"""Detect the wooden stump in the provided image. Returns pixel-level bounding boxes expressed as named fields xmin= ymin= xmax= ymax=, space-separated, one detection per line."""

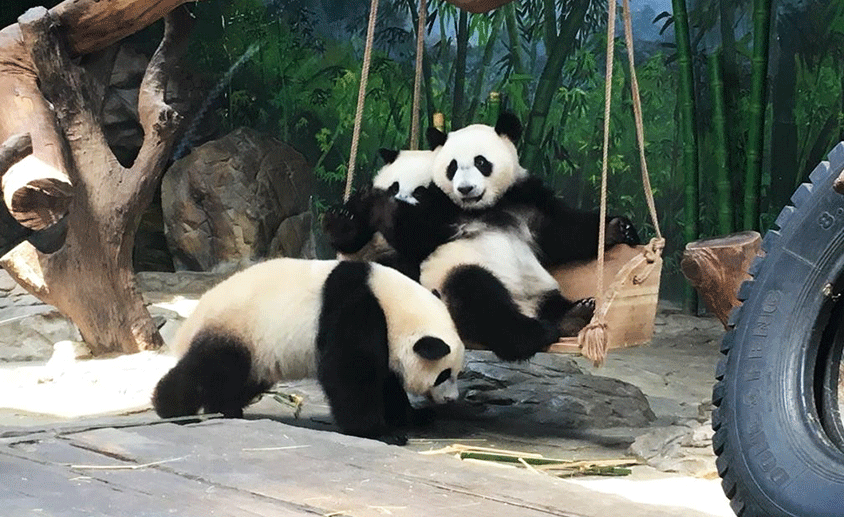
xmin=681 ymin=231 xmax=762 ymax=328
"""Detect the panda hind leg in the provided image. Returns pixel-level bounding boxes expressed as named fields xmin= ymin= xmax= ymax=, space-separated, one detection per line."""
xmin=537 ymin=292 xmax=595 ymax=337
xmin=442 ymin=265 xmax=559 ymax=361
xmin=177 ymin=333 xmax=264 ymax=419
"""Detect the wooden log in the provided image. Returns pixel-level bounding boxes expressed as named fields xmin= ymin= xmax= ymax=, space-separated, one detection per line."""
xmin=0 ymin=133 xmax=32 ymax=175
xmin=442 ymin=0 xmax=515 ymax=13
xmin=2 ymin=155 xmax=73 ymax=231
xmin=50 ymin=0 xmax=196 ymax=57
xmin=0 ymin=132 xmax=71 ymax=234
xmin=681 ymin=231 xmax=762 ymax=327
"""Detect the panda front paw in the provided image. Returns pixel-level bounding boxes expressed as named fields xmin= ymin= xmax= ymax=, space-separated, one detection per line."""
xmin=323 ymin=206 xmax=363 ymax=249
xmin=605 ymin=216 xmax=641 ymax=247
xmin=557 ymin=297 xmax=595 ymax=337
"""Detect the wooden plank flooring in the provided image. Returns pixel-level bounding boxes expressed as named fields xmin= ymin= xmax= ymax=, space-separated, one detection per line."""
xmin=1 ymin=418 xmax=717 ymax=517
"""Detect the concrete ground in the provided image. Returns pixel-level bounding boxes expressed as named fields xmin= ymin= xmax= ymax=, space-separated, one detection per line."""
xmin=0 ymin=301 xmax=735 ymax=517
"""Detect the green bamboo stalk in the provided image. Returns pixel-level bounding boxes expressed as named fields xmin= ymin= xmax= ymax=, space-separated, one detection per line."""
xmin=542 ymin=0 xmax=557 ymax=51
xmin=452 ymin=9 xmax=469 ymax=128
xmin=521 ymin=0 xmax=589 ymax=173
xmin=504 ymin=2 xmax=525 ymax=75
xmin=744 ymin=0 xmax=773 ymax=230
xmin=671 ymin=0 xmax=698 ymax=313
xmin=708 ymin=49 xmax=732 ymax=235
xmin=467 ymin=9 xmax=504 ymax=122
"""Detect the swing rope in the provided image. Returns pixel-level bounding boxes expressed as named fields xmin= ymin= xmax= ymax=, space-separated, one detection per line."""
xmin=578 ymin=0 xmax=664 ymax=366
xmin=344 ymin=0 xmax=381 ymax=202
xmin=410 ymin=0 xmax=427 ymax=150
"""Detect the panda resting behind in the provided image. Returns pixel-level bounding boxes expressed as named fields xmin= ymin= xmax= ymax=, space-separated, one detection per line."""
xmin=322 ymin=140 xmax=443 ymax=280
xmin=152 ymin=258 xmax=464 ymax=445
xmin=372 ymin=113 xmax=640 ymax=361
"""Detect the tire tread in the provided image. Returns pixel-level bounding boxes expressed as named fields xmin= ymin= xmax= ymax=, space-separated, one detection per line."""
xmin=712 ymin=141 xmax=844 ymax=517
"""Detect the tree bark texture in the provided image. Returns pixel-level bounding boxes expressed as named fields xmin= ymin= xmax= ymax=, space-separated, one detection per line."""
xmin=680 ymin=231 xmax=762 ymax=328
xmin=0 ymin=1 xmax=194 ymax=354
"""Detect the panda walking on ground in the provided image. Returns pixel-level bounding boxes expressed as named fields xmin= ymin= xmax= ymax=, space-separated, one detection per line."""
xmin=152 ymin=258 xmax=465 ymax=445
xmin=370 ymin=113 xmax=640 ymax=361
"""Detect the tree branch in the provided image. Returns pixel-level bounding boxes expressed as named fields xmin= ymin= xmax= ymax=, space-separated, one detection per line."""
xmin=137 ymin=7 xmax=192 ymax=142
xmin=18 ymin=7 xmax=113 ymax=168
xmin=123 ymin=7 xmax=193 ymax=227
xmin=50 ymin=0 xmax=195 ymax=57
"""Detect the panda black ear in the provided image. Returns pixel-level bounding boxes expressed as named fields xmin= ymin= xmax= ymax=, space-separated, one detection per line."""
xmin=426 ymin=127 xmax=447 ymax=150
xmin=413 ymin=337 xmax=451 ymax=360
xmin=379 ymin=148 xmax=400 ymax=164
xmin=494 ymin=112 xmax=522 ymax=143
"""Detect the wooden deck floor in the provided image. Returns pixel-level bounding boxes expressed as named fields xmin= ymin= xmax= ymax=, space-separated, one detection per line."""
xmin=1 ymin=417 xmax=720 ymax=517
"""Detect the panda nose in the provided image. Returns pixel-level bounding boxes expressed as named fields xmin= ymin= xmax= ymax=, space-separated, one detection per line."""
xmin=457 ymin=185 xmax=474 ymax=195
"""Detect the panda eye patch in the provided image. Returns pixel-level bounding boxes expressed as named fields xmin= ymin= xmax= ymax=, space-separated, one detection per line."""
xmin=434 ymin=368 xmax=452 ymax=386
xmin=446 ymin=159 xmax=457 ymax=180
xmin=474 ymin=155 xmax=492 ymax=176
xmin=387 ymin=181 xmax=399 ymax=195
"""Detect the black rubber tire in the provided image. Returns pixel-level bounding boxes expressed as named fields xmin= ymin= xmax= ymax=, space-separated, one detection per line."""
xmin=712 ymin=141 xmax=844 ymax=517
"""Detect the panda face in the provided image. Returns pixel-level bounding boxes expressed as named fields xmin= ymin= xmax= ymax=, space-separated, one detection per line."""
xmin=373 ymin=149 xmax=437 ymax=206
xmin=411 ymin=337 xmax=460 ymax=403
xmin=431 ymin=119 xmax=526 ymax=210
xmin=367 ymin=264 xmax=464 ymax=403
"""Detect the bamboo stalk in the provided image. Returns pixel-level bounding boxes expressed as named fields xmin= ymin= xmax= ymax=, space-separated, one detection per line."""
xmin=744 ymin=0 xmax=773 ymax=230
xmin=671 ymin=0 xmax=699 ymax=313
xmin=708 ymin=49 xmax=732 ymax=235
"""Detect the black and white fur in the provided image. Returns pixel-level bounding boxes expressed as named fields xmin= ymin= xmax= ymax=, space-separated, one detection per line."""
xmin=152 ymin=258 xmax=464 ymax=445
xmin=373 ymin=113 xmax=640 ymax=361
xmin=322 ymin=135 xmax=446 ymax=280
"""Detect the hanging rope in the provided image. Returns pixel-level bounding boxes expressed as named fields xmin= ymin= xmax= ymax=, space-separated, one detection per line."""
xmin=621 ymin=0 xmax=662 ymax=240
xmin=410 ymin=0 xmax=427 ymax=150
xmin=578 ymin=0 xmax=617 ymax=366
xmin=578 ymin=0 xmax=664 ymax=366
xmin=344 ymin=0 xmax=381 ymax=202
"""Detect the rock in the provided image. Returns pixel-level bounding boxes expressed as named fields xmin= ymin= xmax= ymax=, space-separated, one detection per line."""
xmin=269 ymin=211 xmax=318 ymax=259
xmin=162 ymin=127 xmax=314 ymax=271
xmin=459 ymin=351 xmax=656 ymax=429
xmin=629 ymin=420 xmax=718 ymax=477
xmin=0 ymin=311 xmax=82 ymax=362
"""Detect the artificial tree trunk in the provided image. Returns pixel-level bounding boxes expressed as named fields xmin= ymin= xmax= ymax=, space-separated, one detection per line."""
xmin=0 ymin=0 xmax=194 ymax=355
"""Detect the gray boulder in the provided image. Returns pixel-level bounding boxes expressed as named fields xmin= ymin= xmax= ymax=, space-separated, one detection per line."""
xmin=162 ymin=127 xmax=314 ymax=270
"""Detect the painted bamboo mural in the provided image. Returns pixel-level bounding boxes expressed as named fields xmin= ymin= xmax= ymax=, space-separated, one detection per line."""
xmin=744 ymin=0 xmax=773 ymax=230
xmin=504 ymin=2 xmax=525 ymax=75
xmin=708 ymin=49 xmax=732 ymax=235
xmin=671 ymin=0 xmax=698 ymax=312
xmin=452 ymin=9 xmax=470 ymax=128
xmin=521 ymin=0 xmax=590 ymax=174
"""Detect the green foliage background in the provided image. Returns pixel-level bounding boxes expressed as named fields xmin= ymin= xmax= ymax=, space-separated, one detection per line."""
xmin=175 ymin=0 xmax=843 ymax=301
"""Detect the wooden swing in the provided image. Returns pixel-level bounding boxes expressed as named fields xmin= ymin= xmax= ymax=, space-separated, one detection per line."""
xmin=343 ymin=0 xmax=664 ymax=366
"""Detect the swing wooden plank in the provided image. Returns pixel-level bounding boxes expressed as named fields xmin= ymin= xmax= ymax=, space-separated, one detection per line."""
xmin=550 ymin=244 xmax=661 ymax=354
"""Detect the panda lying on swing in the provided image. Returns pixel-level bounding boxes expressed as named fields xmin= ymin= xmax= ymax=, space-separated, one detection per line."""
xmin=324 ymin=112 xmax=640 ymax=361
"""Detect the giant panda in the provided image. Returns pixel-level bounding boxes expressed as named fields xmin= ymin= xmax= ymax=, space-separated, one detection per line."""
xmin=322 ymin=133 xmax=447 ymax=280
xmin=372 ymin=113 xmax=640 ymax=361
xmin=152 ymin=258 xmax=464 ymax=445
